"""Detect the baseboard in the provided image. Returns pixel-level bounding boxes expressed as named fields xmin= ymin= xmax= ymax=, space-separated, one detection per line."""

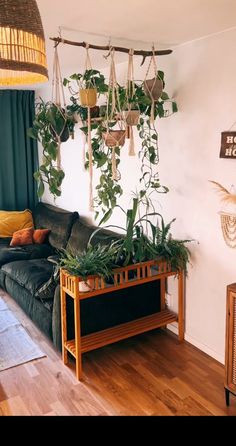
xmin=167 ymin=323 xmax=225 ymax=365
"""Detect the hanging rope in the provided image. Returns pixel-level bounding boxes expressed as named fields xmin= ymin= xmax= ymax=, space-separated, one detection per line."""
xmin=125 ymin=48 xmax=137 ymax=156
xmin=144 ymin=45 xmax=163 ymax=124
xmin=51 ymin=46 xmax=67 ymax=171
xmin=84 ymin=44 xmax=95 ymax=211
xmin=105 ymin=48 xmax=126 ymax=181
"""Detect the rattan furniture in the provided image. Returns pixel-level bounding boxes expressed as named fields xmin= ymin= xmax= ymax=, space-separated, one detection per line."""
xmin=60 ymin=259 xmax=185 ymax=380
xmin=225 ymin=283 xmax=236 ymax=405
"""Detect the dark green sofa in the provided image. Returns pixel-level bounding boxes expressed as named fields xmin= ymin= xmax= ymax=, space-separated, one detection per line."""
xmin=0 ymin=203 xmax=160 ymax=350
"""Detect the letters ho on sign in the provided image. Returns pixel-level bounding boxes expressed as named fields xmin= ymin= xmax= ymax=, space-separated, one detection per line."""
xmin=220 ymin=132 xmax=236 ymax=158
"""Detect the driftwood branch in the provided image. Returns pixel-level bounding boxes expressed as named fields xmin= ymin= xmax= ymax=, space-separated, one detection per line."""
xmin=50 ymin=37 xmax=172 ymax=66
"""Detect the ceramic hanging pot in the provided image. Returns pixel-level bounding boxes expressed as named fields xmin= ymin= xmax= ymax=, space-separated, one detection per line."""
xmin=80 ymin=88 xmax=97 ymax=108
xmin=144 ymin=77 xmax=163 ymax=101
xmin=124 ymin=110 xmax=140 ymax=126
xmin=103 ymin=130 xmax=126 ymax=148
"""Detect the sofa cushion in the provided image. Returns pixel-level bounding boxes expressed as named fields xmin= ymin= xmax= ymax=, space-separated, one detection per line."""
xmin=0 ymin=243 xmax=54 ymax=267
xmin=67 ymin=218 xmax=122 ymax=252
xmin=33 ymin=203 xmax=78 ymax=250
xmin=0 ymin=209 xmax=34 ymax=237
xmin=2 ymin=259 xmax=54 ymax=296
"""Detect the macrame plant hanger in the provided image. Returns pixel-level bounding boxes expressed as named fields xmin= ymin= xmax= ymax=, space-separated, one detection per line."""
xmin=125 ymin=48 xmax=139 ymax=156
xmin=105 ymin=48 xmax=126 ymax=181
xmin=82 ymin=44 xmax=97 ymax=211
xmin=144 ymin=45 xmax=163 ymax=124
xmin=51 ymin=46 xmax=67 ymax=171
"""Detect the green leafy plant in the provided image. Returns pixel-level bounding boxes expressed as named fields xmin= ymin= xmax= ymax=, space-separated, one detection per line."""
xmin=28 ymin=99 xmax=75 ymax=198
xmin=89 ymin=194 xmax=192 ymax=273
xmin=63 ymin=69 xmax=108 ymax=95
xmin=148 ymin=218 xmax=192 ymax=274
xmin=59 ymin=243 xmax=117 ymax=279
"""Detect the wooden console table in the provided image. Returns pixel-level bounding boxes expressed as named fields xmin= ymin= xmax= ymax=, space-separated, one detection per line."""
xmin=60 ymin=259 xmax=185 ymax=380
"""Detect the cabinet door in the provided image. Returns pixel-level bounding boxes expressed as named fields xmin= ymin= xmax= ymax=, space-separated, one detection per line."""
xmin=225 ymin=289 xmax=236 ymax=392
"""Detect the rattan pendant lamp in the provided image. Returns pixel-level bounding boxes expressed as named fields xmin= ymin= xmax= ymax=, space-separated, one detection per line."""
xmin=0 ymin=0 xmax=48 ymax=85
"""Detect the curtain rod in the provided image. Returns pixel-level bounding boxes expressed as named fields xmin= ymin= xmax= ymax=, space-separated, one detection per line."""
xmin=50 ymin=37 xmax=173 ymax=65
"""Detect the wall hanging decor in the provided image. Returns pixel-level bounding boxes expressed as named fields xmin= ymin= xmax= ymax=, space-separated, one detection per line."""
xmin=220 ymin=131 xmax=236 ymax=159
xmin=210 ymin=180 xmax=236 ymax=248
xmin=0 ymin=0 xmax=48 ymax=86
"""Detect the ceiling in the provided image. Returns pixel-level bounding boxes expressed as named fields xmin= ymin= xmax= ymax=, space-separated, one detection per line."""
xmin=38 ymin=0 xmax=236 ymax=48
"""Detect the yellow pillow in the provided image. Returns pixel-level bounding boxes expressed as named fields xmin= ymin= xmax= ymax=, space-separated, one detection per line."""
xmin=0 ymin=210 xmax=34 ymax=238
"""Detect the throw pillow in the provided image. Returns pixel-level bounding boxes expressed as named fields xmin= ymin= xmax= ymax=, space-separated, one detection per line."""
xmin=33 ymin=229 xmax=50 ymax=244
xmin=0 ymin=209 xmax=34 ymax=237
xmin=10 ymin=228 xmax=34 ymax=247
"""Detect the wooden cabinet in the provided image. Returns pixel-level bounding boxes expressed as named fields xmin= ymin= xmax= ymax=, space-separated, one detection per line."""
xmin=225 ymin=283 xmax=236 ymax=405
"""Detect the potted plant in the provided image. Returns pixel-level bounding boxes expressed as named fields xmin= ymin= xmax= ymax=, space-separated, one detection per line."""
xmin=64 ymin=70 xmax=108 ymax=108
xmin=59 ymin=243 xmax=117 ymax=292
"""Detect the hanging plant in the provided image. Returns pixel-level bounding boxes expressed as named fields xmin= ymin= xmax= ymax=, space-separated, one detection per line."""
xmin=28 ymin=99 xmax=75 ymax=198
xmin=28 ymin=47 xmax=76 ymax=199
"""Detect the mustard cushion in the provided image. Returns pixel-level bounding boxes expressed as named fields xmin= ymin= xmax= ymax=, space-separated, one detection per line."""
xmin=0 ymin=210 xmax=34 ymax=238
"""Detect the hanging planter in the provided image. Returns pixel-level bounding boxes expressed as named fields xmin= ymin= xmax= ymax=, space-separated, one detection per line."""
xmin=80 ymin=88 xmax=97 ymax=108
xmin=124 ymin=109 xmax=140 ymax=126
xmin=103 ymin=129 xmax=126 ymax=148
xmin=144 ymin=77 xmax=163 ymax=102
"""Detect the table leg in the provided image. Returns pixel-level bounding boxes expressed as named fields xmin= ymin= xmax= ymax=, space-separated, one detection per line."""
xmin=74 ymin=298 xmax=82 ymax=381
xmin=178 ymin=270 xmax=185 ymax=341
xmin=60 ymin=286 xmax=68 ymax=365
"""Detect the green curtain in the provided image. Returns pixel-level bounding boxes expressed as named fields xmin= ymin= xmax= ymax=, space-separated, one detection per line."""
xmin=0 ymin=90 xmax=38 ymax=211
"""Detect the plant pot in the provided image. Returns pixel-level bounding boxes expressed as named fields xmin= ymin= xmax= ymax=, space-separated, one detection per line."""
xmin=79 ymin=88 xmax=97 ymax=108
xmin=102 ymin=130 xmax=126 ymax=148
xmin=50 ymin=125 xmax=70 ymax=143
xmin=144 ymin=77 xmax=163 ymax=101
xmin=79 ymin=278 xmax=95 ymax=293
xmin=124 ymin=110 xmax=140 ymax=126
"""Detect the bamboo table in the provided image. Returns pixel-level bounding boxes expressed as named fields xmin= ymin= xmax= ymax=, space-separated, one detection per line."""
xmin=60 ymin=259 xmax=185 ymax=380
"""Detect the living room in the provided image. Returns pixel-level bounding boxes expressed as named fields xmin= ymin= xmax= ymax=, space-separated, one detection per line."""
xmin=0 ymin=0 xmax=236 ymax=417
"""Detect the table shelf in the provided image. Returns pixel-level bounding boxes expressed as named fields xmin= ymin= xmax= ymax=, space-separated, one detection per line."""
xmin=65 ymin=309 xmax=177 ymax=356
xmin=60 ymin=259 xmax=185 ymax=380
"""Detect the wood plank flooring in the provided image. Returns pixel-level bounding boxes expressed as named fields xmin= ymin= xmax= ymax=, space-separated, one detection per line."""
xmin=0 ymin=290 xmax=236 ymax=416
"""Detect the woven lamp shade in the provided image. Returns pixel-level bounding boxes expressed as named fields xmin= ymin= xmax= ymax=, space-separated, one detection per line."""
xmin=0 ymin=0 xmax=48 ymax=85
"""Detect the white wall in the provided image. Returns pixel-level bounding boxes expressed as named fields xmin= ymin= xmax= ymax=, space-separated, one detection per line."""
xmin=37 ymin=27 xmax=236 ymax=363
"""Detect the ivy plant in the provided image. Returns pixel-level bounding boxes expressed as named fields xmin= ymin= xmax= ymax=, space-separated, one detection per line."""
xmin=28 ymin=99 xmax=75 ymax=198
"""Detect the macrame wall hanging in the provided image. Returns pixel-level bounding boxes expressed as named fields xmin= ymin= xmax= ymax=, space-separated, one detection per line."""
xmin=103 ymin=48 xmax=126 ymax=182
xmin=51 ymin=46 xmax=67 ymax=170
xmin=210 ymin=181 xmax=236 ymax=248
xmin=144 ymin=46 xmax=163 ymax=124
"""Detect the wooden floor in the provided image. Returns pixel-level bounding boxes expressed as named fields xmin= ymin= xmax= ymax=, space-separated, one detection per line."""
xmin=0 ymin=291 xmax=236 ymax=416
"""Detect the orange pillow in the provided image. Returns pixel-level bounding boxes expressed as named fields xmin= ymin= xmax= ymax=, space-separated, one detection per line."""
xmin=10 ymin=228 xmax=34 ymax=247
xmin=33 ymin=229 xmax=50 ymax=244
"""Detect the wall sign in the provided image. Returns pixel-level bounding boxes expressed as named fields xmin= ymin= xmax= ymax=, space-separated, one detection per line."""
xmin=220 ymin=132 xmax=236 ymax=158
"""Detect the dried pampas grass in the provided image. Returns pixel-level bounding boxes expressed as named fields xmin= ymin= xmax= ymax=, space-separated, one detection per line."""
xmin=209 ymin=180 xmax=236 ymax=204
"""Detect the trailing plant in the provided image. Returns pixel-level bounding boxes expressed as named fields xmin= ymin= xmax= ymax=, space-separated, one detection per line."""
xmin=28 ymin=99 xmax=75 ymax=198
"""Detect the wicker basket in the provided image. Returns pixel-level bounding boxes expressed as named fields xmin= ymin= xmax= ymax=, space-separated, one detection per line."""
xmin=103 ymin=130 xmax=126 ymax=147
